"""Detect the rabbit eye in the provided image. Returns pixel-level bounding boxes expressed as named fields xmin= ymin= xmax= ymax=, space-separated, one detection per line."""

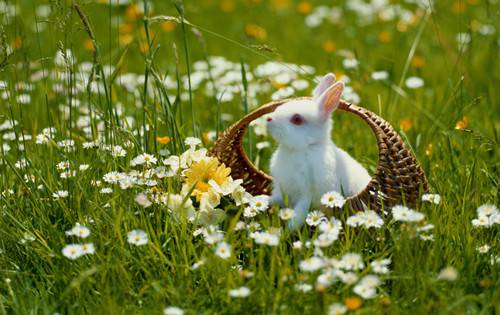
xmin=290 ymin=114 xmax=304 ymax=125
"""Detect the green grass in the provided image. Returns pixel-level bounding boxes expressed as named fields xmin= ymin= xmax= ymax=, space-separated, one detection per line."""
xmin=0 ymin=0 xmax=499 ymax=314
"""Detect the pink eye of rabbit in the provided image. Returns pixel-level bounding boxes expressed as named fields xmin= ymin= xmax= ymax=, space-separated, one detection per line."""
xmin=290 ymin=114 xmax=305 ymax=126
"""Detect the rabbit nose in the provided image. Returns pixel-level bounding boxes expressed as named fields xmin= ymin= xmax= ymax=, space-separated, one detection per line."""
xmin=267 ymin=117 xmax=273 ymax=122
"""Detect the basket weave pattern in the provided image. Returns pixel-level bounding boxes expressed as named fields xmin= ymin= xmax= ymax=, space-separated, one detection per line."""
xmin=210 ymin=98 xmax=428 ymax=211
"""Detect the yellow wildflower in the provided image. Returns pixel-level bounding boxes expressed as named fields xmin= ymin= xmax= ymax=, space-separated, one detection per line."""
xmin=455 ymin=116 xmax=469 ymax=130
xmin=161 ymin=21 xmax=176 ymax=32
xmin=425 ymin=143 xmax=433 ymax=156
xmin=400 ymin=118 xmax=413 ymax=132
xmin=183 ymin=157 xmax=231 ymax=201
xmin=296 ymin=2 xmax=312 ymax=14
xmin=157 ymin=136 xmax=171 ymax=145
xmin=245 ymin=24 xmax=267 ymax=41
xmin=221 ymin=0 xmax=236 ymax=12
xmin=322 ymin=40 xmax=336 ymax=53
xmin=452 ymin=1 xmax=466 ymax=14
xmin=411 ymin=55 xmax=425 ymax=68
xmin=378 ymin=31 xmax=392 ymax=43
xmin=83 ymin=39 xmax=94 ymax=51
xmin=344 ymin=296 xmax=362 ymax=311
xmin=271 ymin=0 xmax=291 ymax=11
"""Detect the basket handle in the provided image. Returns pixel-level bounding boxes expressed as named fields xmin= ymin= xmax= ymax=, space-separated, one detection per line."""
xmin=210 ymin=98 xmax=428 ymax=211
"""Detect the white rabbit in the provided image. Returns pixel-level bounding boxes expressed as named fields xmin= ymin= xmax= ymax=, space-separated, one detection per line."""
xmin=267 ymin=73 xmax=371 ymax=229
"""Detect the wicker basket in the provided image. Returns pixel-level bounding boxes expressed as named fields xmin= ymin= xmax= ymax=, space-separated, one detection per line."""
xmin=210 ymin=98 xmax=428 ymax=211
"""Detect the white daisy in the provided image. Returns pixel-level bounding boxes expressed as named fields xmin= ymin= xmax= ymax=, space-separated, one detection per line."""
xmin=127 ymin=229 xmax=148 ymax=246
xmin=437 ymin=266 xmax=458 ymax=281
xmin=62 ymin=244 xmax=84 ymax=260
xmin=299 ymin=256 xmax=324 ymax=272
xmin=65 ymin=223 xmax=91 ymax=238
xmin=306 ymin=210 xmax=326 ymax=226
xmin=328 ymin=303 xmax=347 ymax=315
xmin=370 ymin=259 xmax=391 ymax=274
xmin=405 ymin=76 xmax=424 ymax=89
xmin=250 ymin=195 xmax=269 ymax=212
xmin=215 ymin=242 xmax=231 ymax=260
xmin=422 ymin=193 xmax=441 ymax=204
xmin=476 ymin=244 xmax=490 ymax=254
xmin=476 ymin=204 xmax=498 ymax=217
xmin=135 ymin=193 xmax=152 ymax=208
xmin=185 ymin=137 xmax=201 ymax=148
xmin=53 ymin=190 xmax=69 ymax=199
xmin=82 ymin=243 xmax=95 ymax=255
xmin=321 ymin=191 xmax=346 ymax=208
xmin=371 ymin=71 xmax=389 ymax=81
xmin=228 ymin=286 xmax=251 ymax=298
xmin=340 ymin=253 xmax=364 ymax=271
xmin=279 ymin=208 xmax=295 ymax=220
xmin=391 ymin=205 xmax=425 ymax=222
xmin=164 ymin=306 xmax=184 ymax=315
xmin=131 ymin=153 xmax=157 ymax=167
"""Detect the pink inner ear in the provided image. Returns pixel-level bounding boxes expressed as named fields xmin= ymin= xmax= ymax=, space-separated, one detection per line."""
xmin=319 ymin=82 xmax=344 ymax=114
xmin=313 ymin=73 xmax=336 ymax=99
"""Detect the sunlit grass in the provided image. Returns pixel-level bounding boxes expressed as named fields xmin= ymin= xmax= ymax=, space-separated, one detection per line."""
xmin=0 ymin=0 xmax=498 ymax=314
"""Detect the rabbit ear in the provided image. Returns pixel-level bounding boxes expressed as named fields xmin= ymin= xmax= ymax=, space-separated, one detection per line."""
xmin=312 ymin=73 xmax=336 ymax=100
xmin=317 ymin=81 xmax=344 ymax=117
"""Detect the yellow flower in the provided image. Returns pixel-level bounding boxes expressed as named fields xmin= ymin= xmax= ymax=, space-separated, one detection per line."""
xmin=378 ymin=31 xmax=392 ymax=43
xmin=344 ymin=297 xmax=362 ymax=311
xmin=161 ymin=21 xmax=176 ymax=32
xmin=397 ymin=21 xmax=408 ymax=32
xmin=271 ymin=81 xmax=287 ymax=89
xmin=245 ymin=24 xmax=267 ymax=41
xmin=125 ymin=4 xmax=140 ymax=22
xmin=380 ymin=296 xmax=392 ymax=306
xmin=400 ymin=118 xmax=413 ymax=132
xmin=11 ymin=37 xmax=22 ymax=49
xmin=322 ymin=40 xmax=336 ymax=53
xmin=271 ymin=0 xmax=291 ymax=11
xmin=120 ymin=23 xmax=134 ymax=34
xmin=452 ymin=1 xmax=466 ymax=14
xmin=455 ymin=116 xmax=469 ymax=130
xmin=411 ymin=55 xmax=425 ymax=68
xmin=119 ymin=34 xmax=134 ymax=46
xmin=296 ymin=2 xmax=312 ymax=14
xmin=83 ymin=39 xmax=94 ymax=51
xmin=221 ymin=0 xmax=236 ymax=12
xmin=183 ymin=158 xmax=231 ymax=201
xmin=157 ymin=136 xmax=171 ymax=145
xmin=425 ymin=143 xmax=433 ymax=156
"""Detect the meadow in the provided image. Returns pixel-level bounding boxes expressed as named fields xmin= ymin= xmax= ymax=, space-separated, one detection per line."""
xmin=0 ymin=0 xmax=499 ymax=314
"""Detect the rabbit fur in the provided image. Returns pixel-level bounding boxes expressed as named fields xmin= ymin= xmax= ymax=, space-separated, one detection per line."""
xmin=267 ymin=73 xmax=371 ymax=229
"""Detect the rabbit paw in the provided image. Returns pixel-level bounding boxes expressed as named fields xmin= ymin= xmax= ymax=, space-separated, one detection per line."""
xmin=287 ymin=198 xmax=310 ymax=230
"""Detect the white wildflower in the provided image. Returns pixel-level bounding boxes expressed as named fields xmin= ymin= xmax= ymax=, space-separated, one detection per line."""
xmin=127 ymin=229 xmax=148 ymax=246
xmin=422 ymin=193 xmax=441 ymax=204
xmin=321 ymin=191 xmax=346 ymax=208
xmin=65 ymin=223 xmax=90 ymax=238
xmin=279 ymin=208 xmax=295 ymax=221
xmin=228 ymin=286 xmax=251 ymax=298
xmin=62 ymin=244 xmax=84 ymax=260
xmin=437 ymin=266 xmax=458 ymax=281
xmin=306 ymin=210 xmax=326 ymax=226
xmin=391 ymin=205 xmax=425 ymax=222
xmin=299 ymin=256 xmax=324 ymax=272
xmin=215 ymin=242 xmax=231 ymax=260
xmin=164 ymin=306 xmax=184 ymax=315
xmin=370 ymin=259 xmax=391 ymax=274
xmin=476 ymin=244 xmax=490 ymax=254
xmin=405 ymin=76 xmax=424 ymax=89
xmin=135 ymin=193 xmax=152 ymax=208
